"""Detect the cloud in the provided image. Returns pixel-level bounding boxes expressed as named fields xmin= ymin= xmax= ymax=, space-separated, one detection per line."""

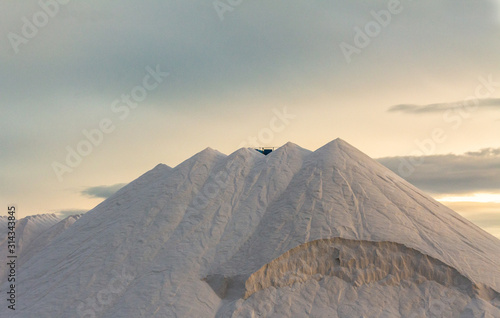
xmin=465 ymin=148 xmax=500 ymax=156
xmin=377 ymin=148 xmax=500 ymax=194
xmin=387 ymin=98 xmax=500 ymax=114
xmin=55 ymin=209 xmax=87 ymax=219
xmin=81 ymin=183 xmax=126 ymax=199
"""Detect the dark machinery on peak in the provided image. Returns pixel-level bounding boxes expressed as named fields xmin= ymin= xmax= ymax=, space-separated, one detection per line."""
xmin=255 ymin=147 xmax=275 ymax=155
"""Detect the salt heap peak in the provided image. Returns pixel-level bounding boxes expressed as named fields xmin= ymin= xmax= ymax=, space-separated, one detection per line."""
xmin=1 ymin=139 xmax=499 ymax=317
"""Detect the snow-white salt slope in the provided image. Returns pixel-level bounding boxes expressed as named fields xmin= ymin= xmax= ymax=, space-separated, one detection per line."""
xmin=0 ymin=214 xmax=61 ymax=282
xmin=1 ymin=139 xmax=499 ymax=318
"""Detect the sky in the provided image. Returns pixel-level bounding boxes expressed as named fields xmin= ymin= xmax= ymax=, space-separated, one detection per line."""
xmin=1 ymin=1 xmax=500 ymax=238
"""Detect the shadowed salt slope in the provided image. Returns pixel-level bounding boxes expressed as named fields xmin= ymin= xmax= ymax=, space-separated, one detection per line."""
xmin=0 ymin=214 xmax=61 ymax=252
xmin=16 ymin=214 xmax=82 ymax=269
xmin=1 ymin=139 xmax=499 ymax=318
xmin=0 ymin=213 xmax=61 ymax=282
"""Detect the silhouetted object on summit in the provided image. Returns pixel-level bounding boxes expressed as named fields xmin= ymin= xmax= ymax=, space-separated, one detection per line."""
xmin=255 ymin=147 xmax=275 ymax=155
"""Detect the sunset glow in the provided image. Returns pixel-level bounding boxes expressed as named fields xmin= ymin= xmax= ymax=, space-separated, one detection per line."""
xmin=437 ymin=193 xmax=500 ymax=203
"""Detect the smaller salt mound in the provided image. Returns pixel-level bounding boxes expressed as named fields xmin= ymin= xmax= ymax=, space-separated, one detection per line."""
xmin=18 ymin=214 xmax=83 ymax=269
xmin=243 ymin=238 xmax=499 ymax=302
xmin=0 ymin=214 xmax=61 ymax=283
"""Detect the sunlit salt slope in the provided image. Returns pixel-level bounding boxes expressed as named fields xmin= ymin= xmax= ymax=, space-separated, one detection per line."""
xmin=1 ymin=139 xmax=500 ymax=317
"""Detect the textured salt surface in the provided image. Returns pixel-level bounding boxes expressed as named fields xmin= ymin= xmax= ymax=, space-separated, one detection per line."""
xmin=1 ymin=139 xmax=499 ymax=317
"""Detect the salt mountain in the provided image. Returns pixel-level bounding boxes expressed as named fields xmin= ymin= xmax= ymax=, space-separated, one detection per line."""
xmin=2 ymin=139 xmax=500 ymax=317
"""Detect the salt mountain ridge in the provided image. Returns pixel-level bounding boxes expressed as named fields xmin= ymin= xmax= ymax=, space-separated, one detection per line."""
xmin=1 ymin=138 xmax=499 ymax=317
